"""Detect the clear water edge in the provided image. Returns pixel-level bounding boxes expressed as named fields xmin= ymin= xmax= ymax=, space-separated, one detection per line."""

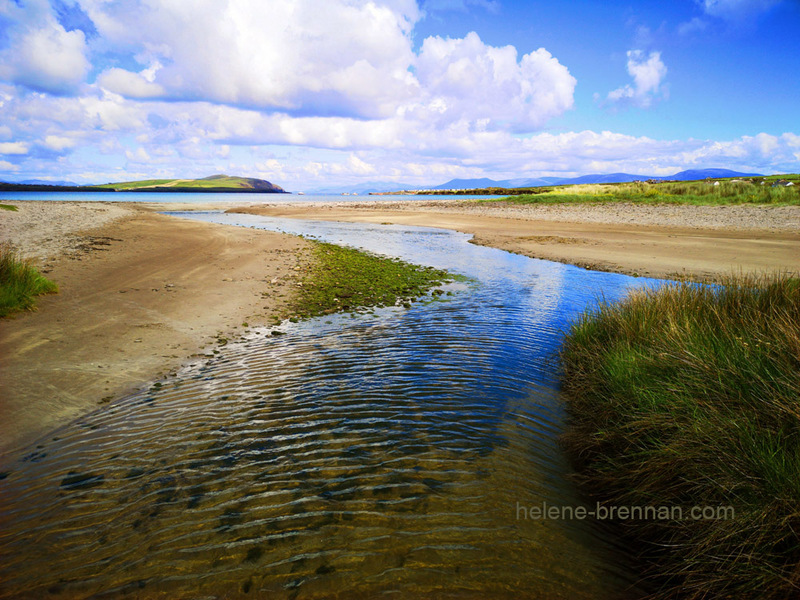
xmin=0 ymin=211 xmax=662 ymax=599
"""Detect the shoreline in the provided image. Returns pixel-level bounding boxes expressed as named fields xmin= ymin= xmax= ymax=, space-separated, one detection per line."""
xmin=230 ymin=199 xmax=800 ymax=281
xmin=2 ymin=198 xmax=799 ymax=457
xmin=0 ymin=201 xmax=312 ymax=458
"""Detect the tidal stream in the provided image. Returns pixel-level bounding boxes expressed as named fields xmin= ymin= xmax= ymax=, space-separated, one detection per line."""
xmin=0 ymin=213 xmax=660 ymax=599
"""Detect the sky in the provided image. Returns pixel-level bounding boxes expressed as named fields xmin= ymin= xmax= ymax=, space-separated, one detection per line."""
xmin=0 ymin=0 xmax=798 ymax=191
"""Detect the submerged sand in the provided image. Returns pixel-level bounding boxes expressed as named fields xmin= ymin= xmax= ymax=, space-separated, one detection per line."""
xmin=1 ymin=198 xmax=799 ymax=457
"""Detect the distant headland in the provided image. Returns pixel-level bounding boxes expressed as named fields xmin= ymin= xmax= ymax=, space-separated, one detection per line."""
xmin=0 ymin=174 xmax=287 ymax=194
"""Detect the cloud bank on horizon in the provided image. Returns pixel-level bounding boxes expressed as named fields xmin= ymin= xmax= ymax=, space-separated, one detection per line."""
xmin=0 ymin=0 xmax=798 ymax=189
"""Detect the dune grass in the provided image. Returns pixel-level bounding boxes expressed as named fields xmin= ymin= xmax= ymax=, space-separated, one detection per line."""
xmin=0 ymin=203 xmax=18 ymax=211
xmin=0 ymin=243 xmax=59 ymax=317
xmin=497 ymin=179 xmax=800 ymax=205
xmin=560 ymin=273 xmax=800 ymax=598
xmin=286 ymin=241 xmax=451 ymax=319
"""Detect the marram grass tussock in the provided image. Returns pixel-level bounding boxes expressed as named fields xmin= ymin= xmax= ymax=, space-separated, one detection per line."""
xmin=0 ymin=243 xmax=59 ymax=317
xmin=560 ymin=273 xmax=800 ymax=599
xmin=499 ymin=178 xmax=800 ymax=205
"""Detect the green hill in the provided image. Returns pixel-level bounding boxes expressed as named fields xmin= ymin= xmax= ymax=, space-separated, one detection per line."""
xmin=93 ymin=174 xmax=286 ymax=193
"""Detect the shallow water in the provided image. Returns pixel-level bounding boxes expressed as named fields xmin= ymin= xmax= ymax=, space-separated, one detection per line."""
xmin=0 ymin=214 xmax=660 ymax=599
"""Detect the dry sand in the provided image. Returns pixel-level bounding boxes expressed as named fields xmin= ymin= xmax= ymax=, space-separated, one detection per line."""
xmin=1 ymin=197 xmax=799 ymax=458
xmin=0 ymin=201 xmax=312 ymax=457
xmin=233 ymin=199 xmax=800 ymax=281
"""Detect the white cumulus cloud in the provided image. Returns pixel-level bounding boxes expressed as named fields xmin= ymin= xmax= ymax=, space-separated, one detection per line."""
xmin=97 ymin=67 xmax=165 ymax=99
xmin=0 ymin=0 xmax=91 ymax=95
xmin=83 ymin=1 xmax=574 ymax=132
xmin=1 ymin=0 xmax=793 ymax=188
xmin=124 ymin=146 xmax=151 ymax=163
xmin=413 ymin=32 xmax=576 ymax=130
xmin=43 ymin=135 xmax=77 ymax=151
xmin=88 ymin=0 xmax=421 ymax=119
xmin=0 ymin=142 xmax=30 ymax=155
xmin=606 ymin=50 xmax=667 ymax=108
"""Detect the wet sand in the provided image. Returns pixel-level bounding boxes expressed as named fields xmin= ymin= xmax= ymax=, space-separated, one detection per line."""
xmin=232 ymin=199 xmax=800 ymax=281
xmin=2 ymin=198 xmax=799 ymax=457
xmin=0 ymin=202 xmax=312 ymax=457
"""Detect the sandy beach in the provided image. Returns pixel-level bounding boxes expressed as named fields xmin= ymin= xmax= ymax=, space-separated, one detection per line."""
xmin=233 ymin=199 xmax=800 ymax=281
xmin=1 ymin=198 xmax=799 ymax=458
xmin=0 ymin=201 xmax=312 ymax=457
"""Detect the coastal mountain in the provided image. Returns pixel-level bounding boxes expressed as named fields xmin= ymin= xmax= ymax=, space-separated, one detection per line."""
xmin=665 ymin=168 xmax=761 ymax=181
xmin=94 ymin=174 xmax=286 ymax=193
xmin=430 ymin=176 xmax=561 ymax=189
xmin=430 ymin=168 xmax=762 ymax=190
xmin=19 ymin=178 xmax=79 ymax=186
xmin=300 ymin=168 xmax=764 ymax=195
xmin=431 ymin=177 xmax=501 ymax=190
xmin=304 ymin=181 xmax=417 ymax=195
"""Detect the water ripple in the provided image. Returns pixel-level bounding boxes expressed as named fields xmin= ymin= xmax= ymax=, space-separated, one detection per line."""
xmin=0 ymin=215 xmax=659 ymax=599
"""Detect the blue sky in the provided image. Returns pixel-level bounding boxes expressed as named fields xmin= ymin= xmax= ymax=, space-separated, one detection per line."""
xmin=0 ymin=0 xmax=798 ymax=190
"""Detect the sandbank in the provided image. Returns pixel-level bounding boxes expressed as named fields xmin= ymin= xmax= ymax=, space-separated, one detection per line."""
xmin=0 ymin=201 xmax=311 ymax=457
xmin=231 ymin=199 xmax=800 ymax=281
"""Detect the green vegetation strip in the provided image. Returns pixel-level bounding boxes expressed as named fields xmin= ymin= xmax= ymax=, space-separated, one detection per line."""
xmin=0 ymin=203 xmax=18 ymax=211
xmin=560 ymin=274 xmax=800 ymax=599
xmin=95 ymin=177 xmax=245 ymax=190
xmin=491 ymin=177 xmax=800 ymax=205
xmin=0 ymin=243 xmax=58 ymax=317
xmin=93 ymin=179 xmax=174 ymax=190
xmin=286 ymin=241 xmax=451 ymax=319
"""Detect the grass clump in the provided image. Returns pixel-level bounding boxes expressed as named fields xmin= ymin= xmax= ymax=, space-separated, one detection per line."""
xmin=287 ymin=241 xmax=451 ymax=319
xmin=0 ymin=243 xmax=59 ymax=317
xmin=560 ymin=273 xmax=800 ymax=598
xmin=497 ymin=178 xmax=800 ymax=206
xmin=0 ymin=203 xmax=19 ymax=211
